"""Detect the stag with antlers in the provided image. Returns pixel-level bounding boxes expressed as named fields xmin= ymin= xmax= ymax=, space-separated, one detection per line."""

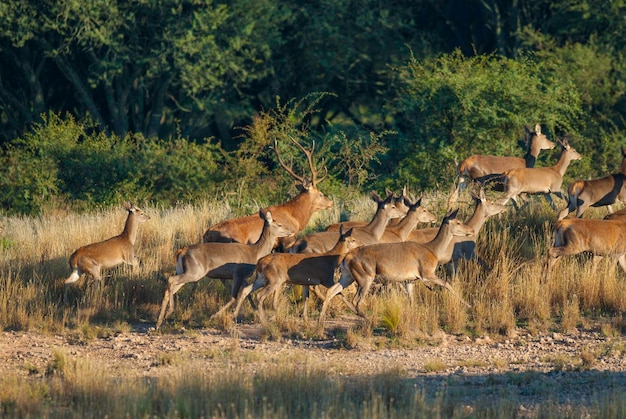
xmin=202 ymin=137 xmax=332 ymax=247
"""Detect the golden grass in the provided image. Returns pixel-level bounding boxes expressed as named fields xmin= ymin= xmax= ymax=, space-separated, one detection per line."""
xmin=2 ymin=195 xmax=626 ymax=337
xmin=2 ymin=193 xmax=626 ymax=415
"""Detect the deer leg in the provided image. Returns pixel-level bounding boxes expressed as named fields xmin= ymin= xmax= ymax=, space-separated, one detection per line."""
xmin=302 ymin=286 xmax=310 ymax=320
xmin=353 ymin=279 xmax=375 ymax=317
xmin=212 ymin=268 xmax=256 ymax=318
xmin=426 ymin=275 xmax=471 ymax=308
xmin=156 ymin=269 xmax=203 ymax=329
xmin=232 ymin=272 xmax=266 ymax=319
xmin=319 ymin=276 xmax=354 ymax=324
xmin=543 ymin=194 xmax=557 ymax=211
xmin=404 ymin=282 xmax=415 ymax=306
xmin=255 ymin=285 xmax=278 ymax=323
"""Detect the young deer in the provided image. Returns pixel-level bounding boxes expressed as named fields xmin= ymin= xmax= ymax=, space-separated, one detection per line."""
xmin=232 ymin=226 xmax=362 ymax=322
xmin=407 ymin=189 xmax=507 ymax=271
xmin=500 ymin=138 xmax=582 ymax=210
xmin=156 ymin=210 xmax=293 ymax=329
xmin=557 ymin=147 xmax=626 ymax=220
xmin=63 ymin=202 xmax=150 ymax=302
xmin=456 ymin=124 xmax=555 ymax=194
xmin=318 ymin=209 xmax=473 ymax=324
xmin=290 ymin=190 xmax=407 ymax=254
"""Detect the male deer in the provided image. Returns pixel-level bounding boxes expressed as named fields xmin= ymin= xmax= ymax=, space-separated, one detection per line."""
xmin=456 ymin=124 xmax=555 ymax=194
xmin=63 ymin=202 xmax=150 ymax=302
xmin=289 ymin=190 xmax=408 ymax=254
xmin=500 ymin=138 xmax=582 ymax=210
xmin=544 ymin=216 xmax=626 ymax=276
xmin=155 ymin=210 xmax=293 ymax=329
xmin=203 ymin=136 xmax=332 ymax=247
xmin=407 ymin=189 xmax=507 ymax=271
xmin=232 ymin=226 xmax=362 ymax=322
xmin=318 ymin=209 xmax=473 ymax=324
xmin=557 ymin=147 xmax=626 ymax=220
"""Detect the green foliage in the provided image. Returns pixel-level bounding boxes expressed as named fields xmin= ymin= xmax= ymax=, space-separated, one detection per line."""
xmin=386 ymin=50 xmax=584 ymax=191
xmin=0 ymin=113 xmax=230 ymax=214
xmin=234 ymin=92 xmax=390 ymax=203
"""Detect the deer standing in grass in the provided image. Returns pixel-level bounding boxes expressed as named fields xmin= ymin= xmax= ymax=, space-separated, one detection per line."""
xmin=289 ymin=191 xmax=408 ymax=254
xmin=500 ymin=138 xmax=582 ymax=210
xmin=407 ymin=189 xmax=507 ymax=272
xmin=155 ymin=210 xmax=293 ymax=329
xmin=318 ymin=209 xmax=474 ymax=324
xmin=544 ymin=216 xmax=626 ymax=276
xmin=232 ymin=226 xmax=362 ymax=322
xmin=557 ymin=147 xmax=626 ymax=220
xmin=456 ymin=124 xmax=555 ymax=194
xmin=203 ymin=137 xmax=332 ymax=249
xmin=63 ymin=202 xmax=150 ymax=303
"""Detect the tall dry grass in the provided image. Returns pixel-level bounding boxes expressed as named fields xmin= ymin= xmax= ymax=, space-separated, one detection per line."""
xmin=1 ymin=192 xmax=626 ymax=337
xmin=3 ymin=192 xmax=626 ymax=416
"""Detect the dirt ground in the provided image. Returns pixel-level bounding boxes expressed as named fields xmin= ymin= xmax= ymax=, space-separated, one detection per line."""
xmin=3 ymin=318 xmax=626 ymax=413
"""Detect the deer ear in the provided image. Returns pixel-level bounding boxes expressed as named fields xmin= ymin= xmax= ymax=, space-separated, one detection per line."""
xmin=535 ymin=124 xmax=541 ymax=135
xmin=445 ymin=208 xmax=459 ymax=219
xmin=370 ymin=190 xmax=382 ymax=202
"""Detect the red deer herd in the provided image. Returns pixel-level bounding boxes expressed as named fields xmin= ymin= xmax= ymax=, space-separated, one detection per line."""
xmin=60 ymin=126 xmax=626 ymax=330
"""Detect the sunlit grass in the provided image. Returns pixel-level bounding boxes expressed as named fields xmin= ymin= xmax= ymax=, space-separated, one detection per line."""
xmin=2 ymin=194 xmax=626 ymax=416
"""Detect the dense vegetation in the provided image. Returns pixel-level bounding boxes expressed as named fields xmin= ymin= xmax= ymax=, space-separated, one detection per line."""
xmin=2 ymin=0 xmax=626 ymax=214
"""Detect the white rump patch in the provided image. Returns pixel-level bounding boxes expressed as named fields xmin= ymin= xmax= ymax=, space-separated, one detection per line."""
xmin=65 ymin=270 xmax=80 ymax=284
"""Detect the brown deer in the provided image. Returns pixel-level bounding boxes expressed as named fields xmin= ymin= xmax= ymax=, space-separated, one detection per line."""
xmin=63 ymin=202 xmax=150 ymax=302
xmin=500 ymin=138 xmax=582 ymax=210
xmin=456 ymin=124 xmax=555 ymax=194
xmin=202 ymin=136 xmax=332 ymax=247
xmin=289 ymin=190 xmax=408 ymax=254
xmin=407 ymin=189 xmax=507 ymax=271
xmin=155 ymin=210 xmax=293 ymax=329
xmin=231 ymin=226 xmax=362 ymax=322
xmin=318 ymin=209 xmax=473 ymax=324
xmin=545 ymin=216 xmax=626 ymax=277
xmin=557 ymin=147 xmax=626 ymax=220
xmin=324 ymin=187 xmax=411 ymax=231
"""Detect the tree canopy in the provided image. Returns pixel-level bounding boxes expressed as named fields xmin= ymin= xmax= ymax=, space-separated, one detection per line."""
xmin=1 ymin=0 xmax=626 ymax=214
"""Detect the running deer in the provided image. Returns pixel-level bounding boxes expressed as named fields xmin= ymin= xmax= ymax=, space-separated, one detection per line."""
xmin=557 ymin=147 xmax=626 ymax=220
xmin=500 ymin=138 xmax=582 ymax=210
xmin=456 ymin=124 xmax=555 ymax=195
xmin=318 ymin=209 xmax=473 ymax=324
xmin=407 ymin=189 xmax=508 ymax=271
xmin=232 ymin=226 xmax=362 ymax=322
xmin=289 ymin=190 xmax=408 ymax=254
xmin=544 ymin=216 xmax=626 ymax=277
xmin=202 ymin=136 xmax=332 ymax=248
xmin=155 ymin=210 xmax=293 ymax=329
xmin=63 ymin=202 xmax=150 ymax=302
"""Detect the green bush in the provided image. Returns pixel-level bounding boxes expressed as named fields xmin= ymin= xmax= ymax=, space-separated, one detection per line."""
xmin=0 ymin=113 xmax=231 ymax=214
xmin=386 ymin=50 xmax=584 ymax=191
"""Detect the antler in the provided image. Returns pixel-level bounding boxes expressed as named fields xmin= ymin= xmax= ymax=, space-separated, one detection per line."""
xmin=273 ymin=136 xmax=328 ymax=186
